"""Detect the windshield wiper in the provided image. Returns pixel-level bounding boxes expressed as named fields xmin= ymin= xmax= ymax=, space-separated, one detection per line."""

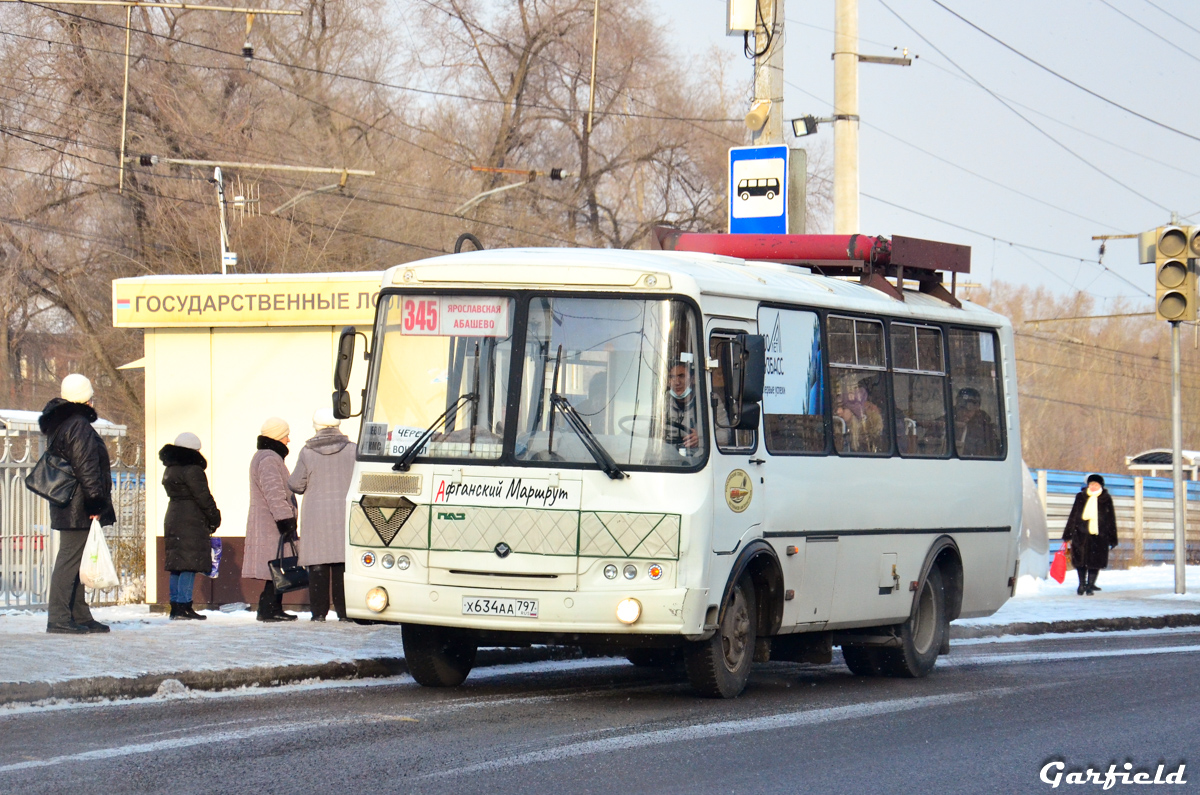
xmin=550 ymin=392 xmax=626 ymax=480
xmin=392 ymin=392 xmax=478 ymax=472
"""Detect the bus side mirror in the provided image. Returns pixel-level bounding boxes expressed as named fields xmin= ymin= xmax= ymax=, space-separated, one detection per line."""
xmin=715 ymin=333 xmax=766 ymax=430
xmin=333 ymin=326 xmax=358 ymax=420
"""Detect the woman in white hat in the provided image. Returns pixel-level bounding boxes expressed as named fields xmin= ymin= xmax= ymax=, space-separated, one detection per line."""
xmin=243 ymin=417 xmax=298 ymax=621
xmin=289 ymin=408 xmax=357 ymax=620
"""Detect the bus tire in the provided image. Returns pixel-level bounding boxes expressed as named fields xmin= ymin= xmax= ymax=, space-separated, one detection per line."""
xmin=841 ymin=645 xmax=885 ymax=676
xmin=626 ymin=649 xmax=680 ymax=668
xmin=881 ymin=566 xmax=946 ymax=678
xmin=683 ymin=576 xmax=756 ymax=698
xmin=402 ymin=623 xmax=477 ymax=687
xmin=765 ymin=190 xmax=775 ymax=200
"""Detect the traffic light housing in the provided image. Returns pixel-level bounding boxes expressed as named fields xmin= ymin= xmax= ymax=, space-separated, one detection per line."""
xmin=1153 ymin=226 xmax=1198 ymax=322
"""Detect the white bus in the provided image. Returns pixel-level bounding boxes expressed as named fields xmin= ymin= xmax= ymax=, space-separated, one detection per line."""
xmin=332 ymin=234 xmax=1022 ymax=698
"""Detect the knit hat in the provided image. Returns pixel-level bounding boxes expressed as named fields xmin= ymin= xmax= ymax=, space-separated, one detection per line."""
xmin=1086 ymin=474 xmax=1105 ymax=487
xmin=61 ymin=373 xmax=94 ymax=404
xmin=313 ymin=408 xmax=341 ymax=430
xmin=260 ymin=416 xmax=290 ymax=441
xmin=173 ymin=432 xmax=202 ymax=451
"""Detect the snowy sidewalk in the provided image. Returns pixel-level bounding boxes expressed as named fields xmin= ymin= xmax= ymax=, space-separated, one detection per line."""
xmin=1 ymin=564 xmax=1197 ymax=705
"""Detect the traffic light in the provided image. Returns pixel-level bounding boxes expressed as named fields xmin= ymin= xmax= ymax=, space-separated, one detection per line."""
xmin=1153 ymin=226 xmax=1198 ymax=322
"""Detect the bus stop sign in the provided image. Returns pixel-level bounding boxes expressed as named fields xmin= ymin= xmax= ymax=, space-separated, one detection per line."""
xmin=729 ymin=145 xmax=788 ymax=234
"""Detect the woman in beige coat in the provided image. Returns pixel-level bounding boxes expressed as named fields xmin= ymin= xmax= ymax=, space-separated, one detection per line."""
xmin=243 ymin=417 xmax=298 ymax=622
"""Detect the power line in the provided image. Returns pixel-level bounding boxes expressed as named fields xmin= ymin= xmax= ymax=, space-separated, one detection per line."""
xmin=875 ymin=0 xmax=1173 ymax=212
xmin=927 ymin=0 xmax=1200 ymax=145
xmin=1019 ymin=391 xmax=1171 ymax=422
xmin=1140 ymin=0 xmax=1200 ymax=38
xmin=1098 ymin=0 xmax=1200 ymax=65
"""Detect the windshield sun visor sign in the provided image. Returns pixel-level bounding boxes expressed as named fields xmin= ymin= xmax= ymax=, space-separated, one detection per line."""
xmin=399 ymin=296 xmax=510 ymax=337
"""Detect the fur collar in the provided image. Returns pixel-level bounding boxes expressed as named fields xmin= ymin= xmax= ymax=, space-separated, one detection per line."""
xmin=257 ymin=435 xmax=289 ymax=459
xmin=159 ymin=444 xmax=207 ymax=469
xmin=38 ymin=397 xmax=98 ymax=436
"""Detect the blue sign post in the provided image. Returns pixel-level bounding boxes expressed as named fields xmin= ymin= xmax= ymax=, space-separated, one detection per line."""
xmin=729 ymin=144 xmax=789 ymax=234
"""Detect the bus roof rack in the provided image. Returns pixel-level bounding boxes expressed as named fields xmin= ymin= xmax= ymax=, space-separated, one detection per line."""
xmin=651 ymin=228 xmax=970 ymax=308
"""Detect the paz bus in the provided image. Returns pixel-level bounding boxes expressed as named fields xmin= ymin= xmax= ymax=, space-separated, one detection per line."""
xmin=331 ymin=231 xmax=1022 ymax=698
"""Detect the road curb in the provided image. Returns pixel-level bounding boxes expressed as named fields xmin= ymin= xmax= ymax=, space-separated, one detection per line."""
xmin=0 ymin=646 xmax=583 ymax=708
xmin=950 ymin=612 xmax=1200 ymax=639
xmin=4 ymin=615 xmax=1199 ymax=706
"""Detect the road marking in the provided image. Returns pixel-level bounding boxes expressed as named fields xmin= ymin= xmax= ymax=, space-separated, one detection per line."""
xmin=426 ymin=690 xmax=1002 ymax=778
xmin=938 ymin=644 xmax=1200 ymax=667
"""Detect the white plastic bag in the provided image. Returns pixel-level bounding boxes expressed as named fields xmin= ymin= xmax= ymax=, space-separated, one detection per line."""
xmin=79 ymin=518 xmax=120 ymax=590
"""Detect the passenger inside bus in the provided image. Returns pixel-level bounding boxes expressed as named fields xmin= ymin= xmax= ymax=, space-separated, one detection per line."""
xmin=834 ymin=375 xmax=885 ymax=454
xmin=664 ymin=361 xmax=700 ymax=454
xmin=954 ymin=386 xmax=999 ymax=457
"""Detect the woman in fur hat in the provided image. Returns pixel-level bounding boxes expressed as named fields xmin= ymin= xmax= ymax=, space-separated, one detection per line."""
xmin=160 ymin=432 xmax=221 ymax=620
xmin=1062 ymin=474 xmax=1119 ymax=595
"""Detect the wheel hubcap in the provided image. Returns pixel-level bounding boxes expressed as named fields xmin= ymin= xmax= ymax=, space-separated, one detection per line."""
xmin=721 ymin=587 xmax=751 ymax=671
xmin=912 ymin=580 xmax=936 ymax=654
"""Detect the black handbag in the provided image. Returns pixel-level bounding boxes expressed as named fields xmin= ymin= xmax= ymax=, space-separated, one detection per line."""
xmin=25 ymin=449 xmax=78 ymax=507
xmin=268 ymin=536 xmax=309 ymax=593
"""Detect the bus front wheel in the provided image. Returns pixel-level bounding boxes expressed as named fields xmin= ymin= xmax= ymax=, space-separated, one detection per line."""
xmin=880 ymin=566 xmax=946 ymax=678
xmin=402 ymin=623 xmax=478 ymax=687
xmin=684 ymin=577 xmax=756 ymax=698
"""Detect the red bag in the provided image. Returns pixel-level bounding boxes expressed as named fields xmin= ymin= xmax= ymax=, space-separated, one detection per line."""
xmin=1049 ymin=543 xmax=1068 ymax=584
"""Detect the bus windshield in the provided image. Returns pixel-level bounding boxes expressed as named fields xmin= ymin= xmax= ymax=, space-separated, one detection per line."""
xmin=358 ymin=293 xmax=705 ymax=470
xmin=514 ymin=296 xmax=704 ymax=469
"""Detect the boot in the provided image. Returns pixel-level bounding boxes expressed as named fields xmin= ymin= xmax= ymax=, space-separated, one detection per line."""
xmin=1076 ymin=569 xmax=1086 ymax=596
xmin=169 ymin=602 xmax=185 ymax=620
xmin=273 ymin=607 xmax=299 ymax=621
xmin=1085 ymin=569 xmax=1098 ymax=595
xmin=183 ymin=602 xmax=207 ymax=620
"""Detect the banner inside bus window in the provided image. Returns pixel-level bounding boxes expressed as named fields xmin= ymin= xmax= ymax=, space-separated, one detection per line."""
xmin=399 ymin=296 xmax=511 ymax=337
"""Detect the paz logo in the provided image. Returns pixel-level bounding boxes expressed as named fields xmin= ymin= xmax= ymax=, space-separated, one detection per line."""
xmin=494 ymin=542 xmax=512 ymax=558
xmin=724 ymin=469 xmax=753 ymax=513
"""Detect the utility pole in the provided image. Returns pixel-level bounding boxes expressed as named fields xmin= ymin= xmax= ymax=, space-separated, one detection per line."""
xmin=749 ymin=0 xmax=785 ymax=146
xmin=0 ymin=1 xmax=302 ymax=192
xmin=1171 ymin=318 xmax=1186 ymax=594
xmin=832 ymin=0 xmax=859 ymax=234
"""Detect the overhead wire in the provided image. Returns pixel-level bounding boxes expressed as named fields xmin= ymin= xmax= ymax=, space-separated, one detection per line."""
xmin=875 ymin=0 xmax=1173 ymax=213
xmin=1097 ymin=0 xmax=1200 ymax=65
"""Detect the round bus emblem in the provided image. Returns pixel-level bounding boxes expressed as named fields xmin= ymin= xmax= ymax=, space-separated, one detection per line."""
xmin=724 ymin=469 xmax=753 ymax=513
xmin=494 ymin=542 xmax=512 ymax=558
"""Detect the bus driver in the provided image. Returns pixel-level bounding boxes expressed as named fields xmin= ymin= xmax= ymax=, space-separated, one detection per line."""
xmin=664 ymin=361 xmax=700 ymax=453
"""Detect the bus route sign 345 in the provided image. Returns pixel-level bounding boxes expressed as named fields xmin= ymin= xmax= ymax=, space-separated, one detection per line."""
xmin=729 ymin=144 xmax=788 ymax=235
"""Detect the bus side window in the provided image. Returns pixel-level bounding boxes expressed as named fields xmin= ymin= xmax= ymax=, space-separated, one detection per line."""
xmin=948 ymin=328 xmax=1004 ymax=459
xmin=758 ymin=307 xmax=826 ymax=453
xmin=891 ymin=323 xmax=948 ymax=457
xmin=829 ymin=316 xmax=890 ymax=455
xmin=709 ymin=334 xmax=756 ymax=452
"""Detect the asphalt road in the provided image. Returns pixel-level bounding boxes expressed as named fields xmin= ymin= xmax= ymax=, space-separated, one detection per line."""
xmin=1 ymin=629 xmax=1197 ymax=794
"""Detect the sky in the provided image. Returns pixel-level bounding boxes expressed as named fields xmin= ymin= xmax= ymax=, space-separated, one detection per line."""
xmin=653 ymin=0 xmax=1200 ymax=308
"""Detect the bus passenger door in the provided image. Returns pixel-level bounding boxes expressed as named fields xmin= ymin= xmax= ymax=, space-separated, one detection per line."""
xmin=707 ymin=323 xmax=764 ymax=555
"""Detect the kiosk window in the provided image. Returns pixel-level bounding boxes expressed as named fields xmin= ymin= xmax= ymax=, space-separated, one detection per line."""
xmin=948 ymin=328 xmax=1004 ymax=459
xmin=891 ymin=323 xmax=948 ymax=457
xmin=829 ymin=316 xmax=889 ymax=455
xmin=758 ymin=307 xmax=826 ymax=453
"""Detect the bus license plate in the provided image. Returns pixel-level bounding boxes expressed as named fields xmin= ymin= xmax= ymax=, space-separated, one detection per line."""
xmin=462 ymin=597 xmax=539 ymax=618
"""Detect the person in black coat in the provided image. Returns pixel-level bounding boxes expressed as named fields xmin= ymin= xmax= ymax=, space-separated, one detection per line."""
xmin=1062 ymin=473 xmax=1119 ymax=595
xmin=160 ymin=432 xmax=221 ymax=620
xmin=37 ymin=374 xmax=117 ymax=634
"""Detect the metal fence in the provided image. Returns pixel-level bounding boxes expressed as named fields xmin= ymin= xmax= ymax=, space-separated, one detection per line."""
xmin=1033 ymin=469 xmax=1200 ymax=568
xmin=0 ymin=434 xmax=145 ymax=608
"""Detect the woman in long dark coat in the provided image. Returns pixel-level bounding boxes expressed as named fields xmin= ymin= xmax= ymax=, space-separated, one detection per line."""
xmin=243 ymin=417 xmax=298 ymax=622
xmin=161 ymin=432 xmax=221 ymax=620
xmin=1062 ymin=473 xmax=1119 ymax=595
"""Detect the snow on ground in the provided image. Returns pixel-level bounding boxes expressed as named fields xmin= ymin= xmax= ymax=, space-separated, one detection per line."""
xmin=1 ymin=565 xmax=1198 ymax=689
xmin=954 ymin=564 xmax=1200 ymax=627
xmin=0 ymin=606 xmax=406 ymax=685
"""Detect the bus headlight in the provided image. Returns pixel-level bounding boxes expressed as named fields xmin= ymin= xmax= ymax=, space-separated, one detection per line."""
xmin=381 ymin=553 xmax=395 ymax=569
xmin=623 ymin=564 xmax=637 ymax=580
xmin=365 ymin=587 xmax=389 ymax=613
xmin=603 ymin=564 xmax=618 ymax=580
xmin=396 ymin=555 xmax=411 ymax=571
xmin=616 ymin=598 xmax=642 ymax=624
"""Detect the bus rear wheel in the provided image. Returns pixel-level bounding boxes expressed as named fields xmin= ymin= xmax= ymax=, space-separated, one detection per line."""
xmin=684 ymin=577 xmax=756 ymax=698
xmin=402 ymin=623 xmax=478 ymax=687
xmin=880 ymin=567 xmax=946 ymax=678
